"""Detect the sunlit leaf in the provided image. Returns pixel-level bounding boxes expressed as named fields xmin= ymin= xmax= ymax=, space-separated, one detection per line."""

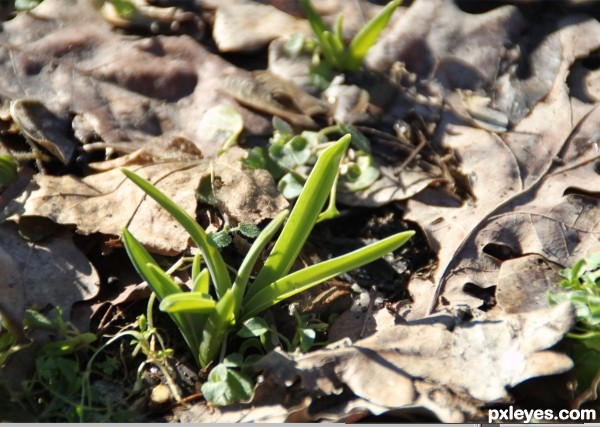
xmin=250 ymin=135 xmax=351 ymax=295
xmin=341 ymin=152 xmax=380 ymax=192
xmin=237 ymin=317 xmax=270 ymax=338
xmin=159 ymin=292 xmax=216 ymax=313
xmin=197 ymin=105 xmax=244 ymax=149
xmin=277 ymin=172 xmax=304 ymax=199
xmin=122 ymin=169 xmax=232 ymax=299
xmin=239 ymin=223 xmax=260 ymax=238
xmin=243 ymin=230 xmax=414 ymax=319
xmin=200 ymin=364 xmax=254 ymax=406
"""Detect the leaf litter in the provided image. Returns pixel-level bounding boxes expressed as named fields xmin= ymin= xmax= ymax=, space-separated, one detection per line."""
xmin=1 ymin=0 xmax=600 ymax=422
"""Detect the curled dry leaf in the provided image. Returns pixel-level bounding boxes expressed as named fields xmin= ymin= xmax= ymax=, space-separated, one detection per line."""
xmin=251 ymin=303 xmax=575 ymax=422
xmin=9 ymin=99 xmax=76 ymax=165
xmin=86 ymin=135 xmax=204 ymax=172
xmin=404 ymin=17 xmax=600 ymax=318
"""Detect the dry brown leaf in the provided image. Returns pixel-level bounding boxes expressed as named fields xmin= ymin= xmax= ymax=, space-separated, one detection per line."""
xmin=4 ymin=148 xmax=287 ymax=254
xmin=205 ymin=0 xmax=386 ymax=54
xmin=4 ymin=162 xmax=207 ymax=255
xmin=366 ymin=0 xmax=592 ymax=128
xmin=339 ymin=168 xmax=441 ymax=207
xmin=0 ymin=0 xmax=271 ymax=157
xmin=208 ymin=147 xmax=289 ymax=225
xmin=0 ymin=223 xmax=100 ymax=328
xmin=212 ymin=1 xmax=310 ymax=53
xmin=496 ymin=255 xmax=563 ymax=314
xmin=86 ymin=135 xmax=204 ymax=172
xmin=366 ymin=0 xmax=524 ymax=87
xmin=252 ymin=303 xmax=574 ymax=422
xmin=404 ymin=18 xmax=600 ymax=317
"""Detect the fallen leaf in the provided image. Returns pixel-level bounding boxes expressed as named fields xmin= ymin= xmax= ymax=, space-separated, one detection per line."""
xmin=10 ymin=99 xmax=75 ymax=165
xmin=205 ymin=0 xmax=386 ymax=54
xmin=210 ymin=147 xmax=289 ymax=225
xmin=85 ymin=135 xmax=204 ymax=172
xmin=338 ymin=167 xmax=441 ymax=207
xmin=212 ymin=1 xmax=310 ymax=53
xmin=403 ymin=18 xmax=600 ymax=317
xmin=366 ymin=0 xmax=524 ymax=89
xmin=253 ymin=303 xmax=575 ymax=422
xmin=4 ymin=161 xmax=208 ymax=255
xmin=0 ymin=223 xmax=99 ymax=327
xmin=4 ymin=147 xmax=287 ymax=255
xmin=496 ymin=254 xmax=563 ymax=314
xmin=0 ymin=0 xmax=271 ymax=158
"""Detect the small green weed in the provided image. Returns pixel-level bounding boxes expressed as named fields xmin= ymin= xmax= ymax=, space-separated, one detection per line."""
xmin=299 ymin=0 xmax=400 ymax=74
xmin=0 ymin=308 xmax=141 ymax=422
xmin=244 ymin=118 xmax=379 ymax=204
xmin=121 ymin=134 xmax=413 ymax=403
xmin=202 ymin=311 xmax=329 ymax=405
xmin=548 ymin=253 xmax=600 ymax=405
xmin=0 ymin=300 xmax=183 ymax=421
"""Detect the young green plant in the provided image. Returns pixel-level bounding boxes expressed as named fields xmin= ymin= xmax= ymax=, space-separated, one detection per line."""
xmin=299 ymin=0 xmax=400 ymax=72
xmin=121 ymin=134 xmax=414 ymax=371
xmin=548 ymin=253 xmax=600 ymax=406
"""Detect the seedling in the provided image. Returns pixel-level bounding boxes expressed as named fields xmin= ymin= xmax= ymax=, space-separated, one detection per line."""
xmin=1 ymin=307 xmax=143 ymax=422
xmin=548 ymin=253 xmax=600 ymax=405
xmin=299 ymin=0 xmax=400 ymax=73
xmin=244 ymin=118 xmax=380 ymax=202
xmin=121 ymin=134 xmax=413 ymax=379
xmin=208 ymin=223 xmax=260 ymax=249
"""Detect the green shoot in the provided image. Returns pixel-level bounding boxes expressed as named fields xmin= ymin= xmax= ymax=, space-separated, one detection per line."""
xmin=548 ymin=253 xmax=600 ymax=404
xmin=121 ymin=134 xmax=414 ymax=389
xmin=299 ymin=0 xmax=400 ymax=72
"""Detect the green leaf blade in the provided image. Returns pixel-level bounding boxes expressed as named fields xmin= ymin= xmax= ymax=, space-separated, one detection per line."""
xmin=298 ymin=0 xmax=341 ymax=68
xmin=159 ymin=292 xmax=216 ymax=314
xmin=199 ymin=289 xmax=236 ymax=368
xmin=345 ymin=0 xmax=401 ymax=71
xmin=121 ymin=168 xmax=232 ymax=298
xmin=232 ymin=210 xmax=289 ymax=316
xmin=122 ymin=228 xmax=176 ymax=298
xmin=250 ymin=135 xmax=351 ymax=294
xmin=0 ymin=155 xmax=18 ymax=185
xmin=243 ymin=230 xmax=414 ymax=319
xmin=122 ymin=228 xmax=203 ymax=363
xmin=192 ymin=268 xmax=211 ymax=294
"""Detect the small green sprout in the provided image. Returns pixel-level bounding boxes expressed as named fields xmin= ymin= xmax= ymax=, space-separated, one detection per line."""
xmin=244 ymin=118 xmax=379 ymax=202
xmin=121 ymin=134 xmax=413 ymax=382
xmin=548 ymin=253 xmax=600 ymax=404
xmin=208 ymin=223 xmax=260 ymax=249
xmin=299 ymin=0 xmax=401 ymax=73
